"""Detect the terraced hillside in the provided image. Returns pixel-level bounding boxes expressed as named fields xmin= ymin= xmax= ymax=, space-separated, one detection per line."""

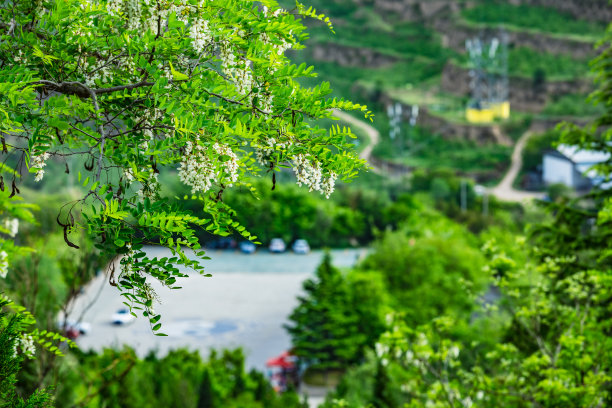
xmin=284 ymin=0 xmax=608 ymax=182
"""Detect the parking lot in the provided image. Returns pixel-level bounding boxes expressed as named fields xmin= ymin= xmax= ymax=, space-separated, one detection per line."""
xmin=69 ymin=247 xmax=367 ymax=370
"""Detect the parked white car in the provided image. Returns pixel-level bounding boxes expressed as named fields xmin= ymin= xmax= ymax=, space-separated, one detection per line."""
xmin=292 ymin=239 xmax=310 ymax=254
xmin=269 ymin=238 xmax=286 ymax=253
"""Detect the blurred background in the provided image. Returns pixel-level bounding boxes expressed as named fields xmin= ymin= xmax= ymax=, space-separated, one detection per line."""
xmin=4 ymin=1 xmax=610 ymax=407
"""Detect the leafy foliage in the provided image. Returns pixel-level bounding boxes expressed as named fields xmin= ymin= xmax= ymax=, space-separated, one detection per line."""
xmin=0 ymin=296 xmax=76 ymax=407
xmin=55 ymin=347 xmax=306 ymax=408
xmin=0 ymin=0 xmax=368 ymax=332
xmin=322 ymin=15 xmax=612 ymax=408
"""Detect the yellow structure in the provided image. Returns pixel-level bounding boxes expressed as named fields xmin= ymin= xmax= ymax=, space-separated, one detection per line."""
xmin=466 ymin=101 xmax=510 ymax=123
xmin=466 ymin=107 xmax=495 ymax=123
xmin=491 ymin=101 xmax=510 ymax=119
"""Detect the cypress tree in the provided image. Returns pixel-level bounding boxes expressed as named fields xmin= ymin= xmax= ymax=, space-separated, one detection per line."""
xmin=285 ymin=253 xmax=366 ymax=377
xmin=197 ymin=367 xmax=215 ymax=408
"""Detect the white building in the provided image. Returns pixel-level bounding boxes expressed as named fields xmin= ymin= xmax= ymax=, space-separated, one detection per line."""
xmin=542 ymin=144 xmax=610 ymax=190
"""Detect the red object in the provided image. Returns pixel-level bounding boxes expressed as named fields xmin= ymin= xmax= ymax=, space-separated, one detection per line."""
xmin=266 ymin=351 xmax=296 ymax=369
xmin=64 ymin=327 xmax=80 ymax=340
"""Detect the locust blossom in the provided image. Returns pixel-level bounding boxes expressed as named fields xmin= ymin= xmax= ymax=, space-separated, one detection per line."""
xmin=0 ymin=251 xmax=8 ymax=279
xmin=124 ymin=168 xmax=136 ymax=183
xmin=107 ymin=0 xmax=121 ymax=15
xmin=179 ymin=141 xmax=216 ymax=194
xmin=119 ymin=243 xmax=136 ymax=278
xmin=190 ymin=18 xmax=212 ymax=54
xmin=322 ymin=172 xmax=337 ymax=199
xmin=138 ymin=170 xmax=161 ymax=199
xmin=178 ymin=141 xmax=239 ymax=194
xmin=142 ymin=282 xmax=161 ymax=315
xmin=125 ymin=0 xmax=142 ymax=31
xmin=30 ymin=152 xmax=50 ymax=182
xmin=213 ymin=143 xmax=239 ymax=185
xmin=293 ymin=154 xmax=322 ymax=192
xmin=293 ymin=154 xmax=337 ymax=198
xmin=14 ymin=334 xmax=36 ymax=358
xmin=3 ymin=218 xmax=19 ymax=237
xmin=255 ymin=137 xmax=287 ymax=165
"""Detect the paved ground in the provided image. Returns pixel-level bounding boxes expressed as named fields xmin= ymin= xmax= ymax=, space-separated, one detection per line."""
xmin=70 ymin=247 xmax=367 ymax=372
xmin=489 ymin=131 xmax=546 ymax=202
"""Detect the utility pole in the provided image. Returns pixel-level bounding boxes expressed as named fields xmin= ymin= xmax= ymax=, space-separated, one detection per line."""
xmin=474 ymin=185 xmax=488 ymax=216
xmin=483 ymin=192 xmax=489 ymax=216
xmin=387 ymin=102 xmax=403 ymax=154
xmin=461 ymin=180 xmax=467 ymax=212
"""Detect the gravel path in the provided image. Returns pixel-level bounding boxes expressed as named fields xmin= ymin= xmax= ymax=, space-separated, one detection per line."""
xmin=333 ymin=109 xmax=382 ymax=172
xmin=489 ymin=131 xmax=546 ymax=202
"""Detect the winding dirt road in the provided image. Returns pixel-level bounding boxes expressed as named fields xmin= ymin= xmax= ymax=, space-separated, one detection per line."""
xmin=488 ymin=131 xmax=545 ymax=202
xmin=335 ymin=110 xmax=543 ymax=202
xmin=333 ymin=109 xmax=380 ymax=163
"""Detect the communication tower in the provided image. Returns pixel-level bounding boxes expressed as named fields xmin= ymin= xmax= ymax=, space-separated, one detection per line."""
xmin=465 ymin=30 xmax=509 ymax=123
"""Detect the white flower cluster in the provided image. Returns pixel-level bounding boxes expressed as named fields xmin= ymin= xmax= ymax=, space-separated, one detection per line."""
xmin=179 ymin=141 xmax=239 ymax=194
xmin=214 ymin=143 xmax=239 ymax=185
xmin=179 ymin=141 xmax=216 ymax=193
xmin=13 ymin=50 xmax=25 ymax=63
xmin=107 ymin=0 xmax=190 ymax=33
xmin=146 ymin=1 xmax=191 ymax=34
xmin=220 ymin=41 xmax=254 ymax=98
xmin=254 ymin=137 xmax=287 ymax=166
xmin=292 ymin=154 xmax=337 ymax=198
xmin=125 ymin=0 xmax=143 ymax=31
xmin=259 ymin=93 xmax=274 ymax=114
xmin=124 ymin=168 xmax=135 ymax=182
xmin=107 ymin=0 xmax=121 ymax=15
xmin=142 ymin=282 xmax=161 ymax=315
xmin=0 ymin=251 xmax=8 ymax=279
xmin=137 ymin=170 xmax=161 ymax=199
xmin=137 ymin=108 xmax=164 ymax=150
xmin=30 ymin=152 xmax=50 ymax=182
xmin=258 ymin=7 xmax=293 ymax=66
xmin=375 ymin=342 xmax=388 ymax=359
xmin=232 ymin=62 xmax=254 ymax=97
xmin=321 ymin=171 xmax=337 ymax=199
xmin=83 ymin=62 xmax=112 ymax=87
xmin=293 ymin=154 xmax=321 ymax=191
xmin=274 ymin=37 xmax=292 ymax=57
xmin=2 ymin=218 xmax=19 ymax=237
xmin=15 ymin=334 xmax=36 ymax=358
xmin=119 ymin=244 xmax=136 ymax=278
xmin=262 ymin=6 xmax=285 ymax=19
xmin=190 ymin=18 xmax=212 ymax=55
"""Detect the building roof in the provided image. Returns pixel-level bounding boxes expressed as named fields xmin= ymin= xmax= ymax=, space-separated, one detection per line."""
xmin=557 ymin=144 xmax=610 ymax=165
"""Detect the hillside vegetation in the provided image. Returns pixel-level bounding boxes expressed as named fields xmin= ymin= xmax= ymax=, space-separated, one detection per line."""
xmin=282 ymin=0 xmax=605 ymax=180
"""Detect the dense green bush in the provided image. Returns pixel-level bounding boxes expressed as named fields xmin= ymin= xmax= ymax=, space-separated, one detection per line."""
xmin=359 ymin=212 xmax=486 ymax=325
xmin=55 ymin=347 xmax=305 ymax=408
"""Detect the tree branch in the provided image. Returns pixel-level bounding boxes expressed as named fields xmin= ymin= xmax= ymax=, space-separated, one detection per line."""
xmin=94 ymin=81 xmax=157 ymax=95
